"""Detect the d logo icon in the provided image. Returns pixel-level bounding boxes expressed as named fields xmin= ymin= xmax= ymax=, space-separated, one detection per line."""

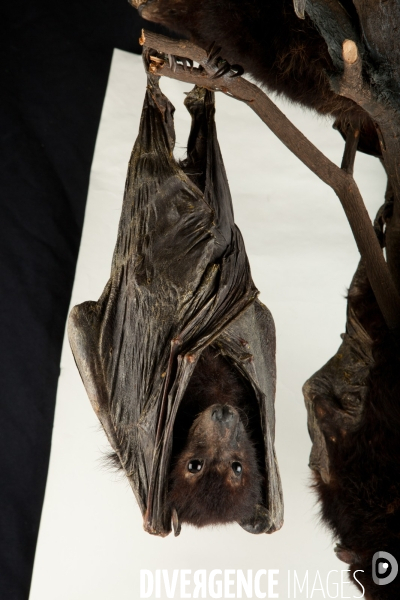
xmin=372 ymin=552 xmax=398 ymax=585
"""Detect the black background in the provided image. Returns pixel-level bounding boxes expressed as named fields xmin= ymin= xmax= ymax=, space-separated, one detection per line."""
xmin=0 ymin=2 xmax=161 ymax=597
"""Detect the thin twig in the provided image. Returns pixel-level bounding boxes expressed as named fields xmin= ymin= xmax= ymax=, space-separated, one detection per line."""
xmin=340 ymin=126 xmax=359 ymax=175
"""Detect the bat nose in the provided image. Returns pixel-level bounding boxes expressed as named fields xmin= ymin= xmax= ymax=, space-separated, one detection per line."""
xmin=137 ymin=0 xmax=156 ymax=17
xmin=211 ymin=405 xmax=234 ymax=424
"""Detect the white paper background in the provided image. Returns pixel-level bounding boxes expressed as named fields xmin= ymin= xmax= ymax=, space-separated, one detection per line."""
xmin=30 ymin=49 xmax=385 ymax=599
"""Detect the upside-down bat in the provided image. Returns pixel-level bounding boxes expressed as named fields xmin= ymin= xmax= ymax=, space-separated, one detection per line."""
xmin=169 ymin=345 xmax=267 ymax=528
xmin=303 ymin=202 xmax=400 ymax=599
xmin=131 ymin=0 xmax=381 ymax=157
xmin=68 ymin=75 xmax=283 ymax=536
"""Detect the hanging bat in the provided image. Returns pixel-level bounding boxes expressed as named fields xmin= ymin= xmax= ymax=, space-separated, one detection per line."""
xmin=303 ymin=203 xmax=400 ymax=598
xmin=68 ymin=74 xmax=283 ymax=537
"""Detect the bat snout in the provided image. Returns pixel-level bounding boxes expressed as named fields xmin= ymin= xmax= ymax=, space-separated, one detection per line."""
xmin=128 ymin=0 xmax=147 ymax=10
xmin=210 ymin=404 xmax=238 ymax=426
xmin=136 ymin=0 xmax=163 ymax=22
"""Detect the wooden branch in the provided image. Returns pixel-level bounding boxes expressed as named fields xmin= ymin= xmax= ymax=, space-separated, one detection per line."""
xmin=342 ymin=40 xmax=362 ymax=87
xmin=326 ymin=36 xmax=400 ymax=297
xmin=301 ymin=0 xmax=361 ymax=70
xmin=141 ymin=30 xmax=400 ymax=332
xmin=302 ymin=3 xmax=400 ymax=296
xmin=329 ymin=40 xmax=384 ymax=118
xmin=340 ymin=125 xmax=359 ymax=176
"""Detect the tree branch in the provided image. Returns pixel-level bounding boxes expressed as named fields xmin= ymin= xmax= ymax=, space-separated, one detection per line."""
xmin=340 ymin=125 xmax=359 ymax=176
xmin=302 ymin=0 xmax=361 ymax=71
xmin=141 ymin=30 xmax=400 ymax=332
xmin=302 ymin=2 xmax=400 ymax=297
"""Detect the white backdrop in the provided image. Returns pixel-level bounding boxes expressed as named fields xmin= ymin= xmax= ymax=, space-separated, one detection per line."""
xmin=30 ymin=49 xmax=385 ymax=600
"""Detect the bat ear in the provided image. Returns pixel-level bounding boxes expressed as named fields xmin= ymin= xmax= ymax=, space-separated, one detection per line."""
xmin=238 ymin=504 xmax=272 ymax=534
xmin=335 ymin=544 xmax=360 ymax=565
xmin=171 ymin=507 xmax=181 ymax=537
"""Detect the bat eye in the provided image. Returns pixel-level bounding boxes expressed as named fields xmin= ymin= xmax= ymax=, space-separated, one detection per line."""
xmin=232 ymin=462 xmax=242 ymax=475
xmin=188 ymin=459 xmax=203 ymax=473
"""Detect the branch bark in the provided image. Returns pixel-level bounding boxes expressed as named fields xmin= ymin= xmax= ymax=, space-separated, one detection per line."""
xmin=141 ymin=29 xmax=400 ymax=332
xmin=301 ymin=1 xmax=400 ymax=298
xmin=302 ymin=0 xmax=361 ymax=70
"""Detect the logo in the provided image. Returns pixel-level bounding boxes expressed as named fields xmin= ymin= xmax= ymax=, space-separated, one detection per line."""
xmin=372 ymin=551 xmax=398 ymax=585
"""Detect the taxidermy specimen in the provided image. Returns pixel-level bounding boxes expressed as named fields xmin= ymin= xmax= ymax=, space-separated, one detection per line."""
xmin=68 ymin=76 xmax=283 ymax=537
xmin=131 ymin=0 xmax=380 ymax=157
xmin=304 ymin=203 xmax=400 ymax=599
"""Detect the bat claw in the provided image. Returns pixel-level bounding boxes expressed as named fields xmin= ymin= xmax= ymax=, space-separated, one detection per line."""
xmin=211 ymin=61 xmax=244 ymax=79
xmin=212 ymin=62 xmax=231 ymax=79
xmin=229 ymin=64 xmax=244 ymax=78
xmin=168 ymin=54 xmax=194 ymax=72
xmin=168 ymin=53 xmax=177 ymax=72
xmin=172 ymin=507 xmax=181 ymax=537
xmin=182 ymin=57 xmax=194 ymax=71
xmin=206 ymin=42 xmax=244 ymax=79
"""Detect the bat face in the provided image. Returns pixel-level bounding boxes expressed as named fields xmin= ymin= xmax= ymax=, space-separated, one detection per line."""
xmin=167 ymin=347 xmax=264 ymax=529
xmin=168 ymin=403 xmax=262 ymax=528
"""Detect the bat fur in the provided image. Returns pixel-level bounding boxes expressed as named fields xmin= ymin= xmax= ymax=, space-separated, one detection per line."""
xmin=168 ymin=346 xmax=265 ymax=527
xmin=304 ymin=205 xmax=400 ymax=599
xmin=135 ymin=0 xmax=381 ymax=156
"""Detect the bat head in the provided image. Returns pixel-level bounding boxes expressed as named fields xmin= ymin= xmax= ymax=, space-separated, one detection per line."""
xmin=167 ymin=403 xmax=263 ymax=529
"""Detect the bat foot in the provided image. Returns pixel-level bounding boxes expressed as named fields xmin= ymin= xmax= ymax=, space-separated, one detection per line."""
xmin=168 ymin=53 xmax=194 ymax=72
xmin=206 ymin=42 xmax=244 ymax=79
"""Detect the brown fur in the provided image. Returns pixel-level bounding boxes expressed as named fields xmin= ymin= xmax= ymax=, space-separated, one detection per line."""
xmin=168 ymin=347 xmax=264 ymax=527
xmin=311 ymin=248 xmax=400 ymax=598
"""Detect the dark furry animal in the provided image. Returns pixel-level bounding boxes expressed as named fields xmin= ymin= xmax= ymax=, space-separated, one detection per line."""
xmin=133 ymin=0 xmax=380 ymax=156
xmin=168 ymin=346 xmax=264 ymax=528
xmin=69 ymin=79 xmax=283 ymax=537
xmin=303 ymin=205 xmax=400 ymax=599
